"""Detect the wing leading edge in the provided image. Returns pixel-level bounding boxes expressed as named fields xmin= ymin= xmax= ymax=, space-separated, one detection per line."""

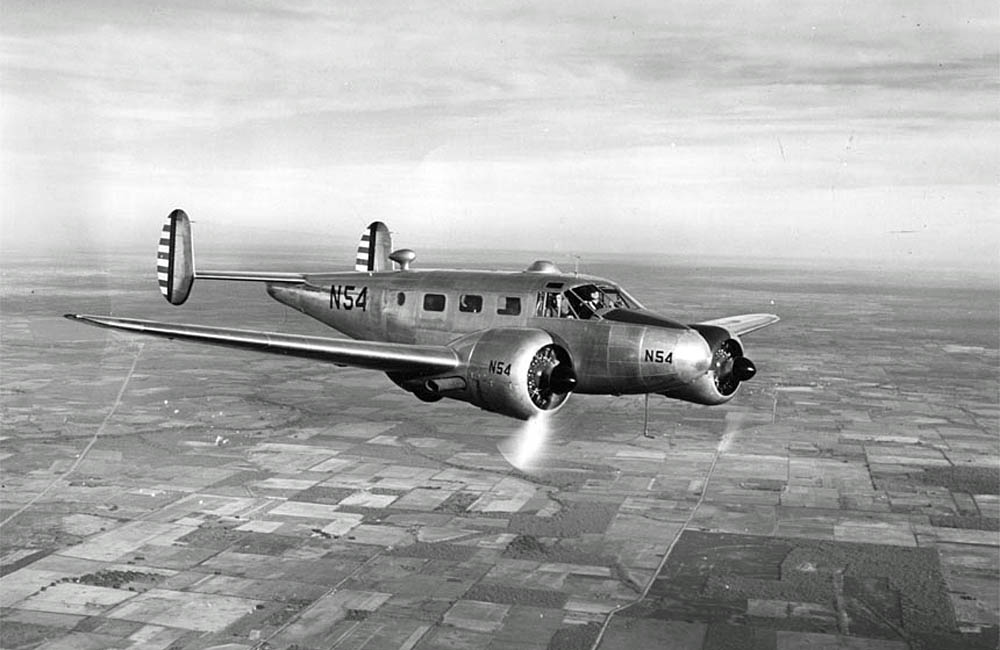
xmin=697 ymin=313 xmax=780 ymax=336
xmin=65 ymin=314 xmax=459 ymax=374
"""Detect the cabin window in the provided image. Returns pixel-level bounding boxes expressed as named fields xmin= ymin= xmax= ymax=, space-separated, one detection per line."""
xmin=497 ymin=296 xmax=521 ymax=316
xmin=534 ymin=291 xmax=563 ymax=318
xmin=423 ymin=293 xmax=446 ymax=312
xmin=396 ymin=292 xmax=405 ymax=306
xmin=459 ymin=294 xmax=483 ymax=313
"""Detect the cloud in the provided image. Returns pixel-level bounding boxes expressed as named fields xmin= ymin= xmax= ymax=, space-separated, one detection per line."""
xmin=1 ymin=1 xmax=996 ymax=270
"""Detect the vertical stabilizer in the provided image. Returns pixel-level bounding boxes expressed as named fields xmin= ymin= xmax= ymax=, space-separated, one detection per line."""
xmin=355 ymin=222 xmax=392 ymax=272
xmin=157 ymin=209 xmax=195 ymax=305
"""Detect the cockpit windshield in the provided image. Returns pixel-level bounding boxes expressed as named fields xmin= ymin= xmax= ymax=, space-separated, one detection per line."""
xmin=557 ymin=283 xmax=641 ymax=320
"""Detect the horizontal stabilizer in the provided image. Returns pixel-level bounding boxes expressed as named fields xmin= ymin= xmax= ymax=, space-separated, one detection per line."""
xmin=65 ymin=314 xmax=459 ymax=374
xmin=196 ymin=271 xmax=306 ymax=283
xmin=158 ymin=209 xmax=307 ymax=301
xmin=697 ymin=313 xmax=780 ymax=336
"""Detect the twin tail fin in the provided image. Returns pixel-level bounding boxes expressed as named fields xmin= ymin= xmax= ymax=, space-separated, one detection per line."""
xmin=157 ymin=209 xmax=194 ymax=305
xmin=355 ymin=221 xmax=392 ymax=272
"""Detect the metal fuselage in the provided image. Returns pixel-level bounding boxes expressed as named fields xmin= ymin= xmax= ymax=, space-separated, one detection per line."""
xmin=266 ymin=268 xmax=713 ymax=395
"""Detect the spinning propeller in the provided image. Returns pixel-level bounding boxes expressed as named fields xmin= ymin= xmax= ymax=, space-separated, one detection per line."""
xmin=710 ymin=338 xmax=757 ymax=396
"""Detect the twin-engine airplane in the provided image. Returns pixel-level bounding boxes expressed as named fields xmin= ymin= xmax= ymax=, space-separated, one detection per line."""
xmin=68 ymin=210 xmax=778 ymax=421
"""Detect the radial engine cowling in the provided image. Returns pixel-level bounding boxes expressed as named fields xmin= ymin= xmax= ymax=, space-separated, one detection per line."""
xmin=660 ymin=324 xmax=757 ymax=405
xmin=436 ymin=328 xmax=576 ymax=420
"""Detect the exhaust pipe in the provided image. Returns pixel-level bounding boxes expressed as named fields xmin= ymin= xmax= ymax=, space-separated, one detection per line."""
xmin=425 ymin=376 xmax=467 ymax=393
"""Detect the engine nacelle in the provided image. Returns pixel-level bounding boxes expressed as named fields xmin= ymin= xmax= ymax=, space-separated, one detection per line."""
xmin=421 ymin=328 xmax=576 ymax=420
xmin=660 ymin=372 xmax=736 ymax=405
xmin=660 ymin=325 xmax=756 ymax=405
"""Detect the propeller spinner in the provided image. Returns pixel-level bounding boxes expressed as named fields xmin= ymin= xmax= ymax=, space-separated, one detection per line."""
xmin=711 ymin=338 xmax=756 ymax=395
xmin=526 ymin=345 xmax=577 ymax=409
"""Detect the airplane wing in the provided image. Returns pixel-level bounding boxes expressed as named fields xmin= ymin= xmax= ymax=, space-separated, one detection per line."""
xmin=65 ymin=314 xmax=459 ymax=374
xmin=697 ymin=313 xmax=780 ymax=336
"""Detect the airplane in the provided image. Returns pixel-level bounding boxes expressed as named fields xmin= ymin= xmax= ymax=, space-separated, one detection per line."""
xmin=67 ymin=210 xmax=778 ymax=422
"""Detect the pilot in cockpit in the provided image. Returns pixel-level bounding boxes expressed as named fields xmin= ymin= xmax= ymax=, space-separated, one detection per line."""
xmin=580 ymin=287 xmax=604 ymax=318
xmin=561 ymin=283 xmax=633 ymax=319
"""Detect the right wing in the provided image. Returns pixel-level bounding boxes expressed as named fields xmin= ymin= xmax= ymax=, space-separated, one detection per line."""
xmin=66 ymin=314 xmax=459 ymax=374
xmin=697 ymin=313 xmax=780 ymax=336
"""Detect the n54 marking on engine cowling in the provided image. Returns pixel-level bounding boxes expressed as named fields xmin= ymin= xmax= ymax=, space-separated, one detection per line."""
xmin=644 ymin=349 xmax=673 ymax=364
xmin=488 ymin=360 xmax=512 ymax=375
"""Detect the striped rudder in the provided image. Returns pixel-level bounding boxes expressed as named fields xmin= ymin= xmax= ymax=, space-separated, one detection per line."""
xmin=354 ymin=222 xmax=392 ymax=272
xmin=157 ymin=209 xmax=195 ymax=305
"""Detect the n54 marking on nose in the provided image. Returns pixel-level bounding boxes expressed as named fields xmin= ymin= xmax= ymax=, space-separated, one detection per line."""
xmin=644 ymin=349 xmax=673 ymax=364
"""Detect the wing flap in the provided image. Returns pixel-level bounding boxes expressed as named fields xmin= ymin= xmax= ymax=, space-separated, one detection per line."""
xmin=66 ymin=314 xmax=459 ymax=374
xmin=697 ymin=313 xmax=780 ymax=336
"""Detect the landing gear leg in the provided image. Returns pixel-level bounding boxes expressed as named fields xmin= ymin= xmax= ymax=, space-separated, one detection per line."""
xmin=642 ymin=393 xmax=654 ymax=439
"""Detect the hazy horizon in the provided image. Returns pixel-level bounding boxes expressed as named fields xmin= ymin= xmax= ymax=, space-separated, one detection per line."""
xmin=2 ymin=2 xmax=997 ymax=272
xmin=3 ymin=238 xmax=997 ymax=289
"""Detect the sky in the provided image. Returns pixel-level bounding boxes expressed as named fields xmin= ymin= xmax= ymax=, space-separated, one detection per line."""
xmin=1 ymin=1 xmax=997 ymax=271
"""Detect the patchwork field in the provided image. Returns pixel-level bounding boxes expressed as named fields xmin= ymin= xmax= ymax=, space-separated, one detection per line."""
xmin=2 ymin=250 xmax=997 ymax=650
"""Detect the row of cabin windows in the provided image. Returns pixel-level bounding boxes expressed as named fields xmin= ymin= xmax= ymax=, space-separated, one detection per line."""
xmin=399 ymin=292 xmax=522 ymax=316
xmin=394 ymin=283 xmax=636 ymax=321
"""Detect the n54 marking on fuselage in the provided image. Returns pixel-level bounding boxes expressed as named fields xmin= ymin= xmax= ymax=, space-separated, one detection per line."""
xmin=68 ymin=210 xmax=778 ymax=421
xmin=329 ymin=284 xmax=368 ymax=311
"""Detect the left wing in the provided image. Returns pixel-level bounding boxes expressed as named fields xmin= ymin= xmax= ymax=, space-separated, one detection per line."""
xmin=697 ymin=313 xmax=779 ymax=336
xmin=66 ymin=314 xmax=459 ymax=374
